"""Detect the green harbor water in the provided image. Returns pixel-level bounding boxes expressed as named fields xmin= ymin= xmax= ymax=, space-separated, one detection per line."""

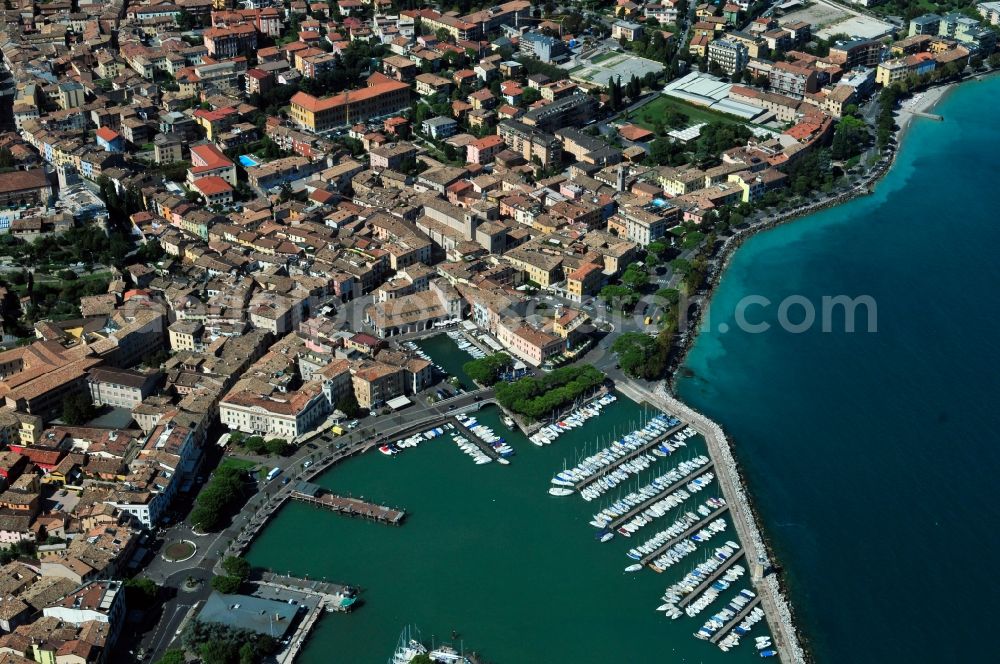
xmin=415 ymin=333 xmax=477 ymax=390
xmin=247 ymin=397 xmax=764 ymax=663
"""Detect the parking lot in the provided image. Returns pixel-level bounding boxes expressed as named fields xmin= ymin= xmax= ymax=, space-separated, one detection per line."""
xmin=570 ymin=52 xmax=665 ymax=87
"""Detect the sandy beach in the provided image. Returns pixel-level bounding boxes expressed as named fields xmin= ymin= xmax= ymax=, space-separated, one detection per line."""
xmin=894 ymin=83 xmax=955 ymax=139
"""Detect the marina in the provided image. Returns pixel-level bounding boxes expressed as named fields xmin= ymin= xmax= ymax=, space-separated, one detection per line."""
xmin=710 ymin=596 xmax=763 ymax=645
xmin=638 ymin=506 xmax=730 ymax=568
xmin=248 ymin=389 xmax=801 ymax=663
xmin=600 ymin=462 xmax=717 ymax=533
xmin=678 ymin=550 xmax=747 ymax=609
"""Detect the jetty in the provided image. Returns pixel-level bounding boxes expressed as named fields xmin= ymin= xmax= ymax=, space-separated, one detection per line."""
xmin=904 ymin=109 xmax=943 ymax=121
xmin=605 ymin=464 xmax=716 ymax=531
xmin=617 ymin=381 xmax=806 ymax=664
xmin=257 ymin=572 xmax=358 ymax=664
xmin=572 ymin=421 xmax=687 ymax=492
xmin=449 ymin=416 xmax=501 ymax=461
xmin=290 ymin=483 xmax=405 ymax=525
xmin=678 ymin=550 xmax=746 ymax=609
xmin=710 ymin=596 xmax=763 ymax=645
xmin=639 ymin=505 xmax=729 ymax=568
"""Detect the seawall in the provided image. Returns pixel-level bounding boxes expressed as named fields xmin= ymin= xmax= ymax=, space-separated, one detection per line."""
xmin=616 ymin=380 xmax=808 ymax=664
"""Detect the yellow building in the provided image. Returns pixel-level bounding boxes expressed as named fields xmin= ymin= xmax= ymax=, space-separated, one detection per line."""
xmin=289 ymin=80 xmax=411 ymax=133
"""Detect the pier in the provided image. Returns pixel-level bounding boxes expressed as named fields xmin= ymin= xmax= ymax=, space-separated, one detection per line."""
xmin=904 ymin=109 xmax=943 ymax=121
xmin=605 ymin=464 xmax=716 ymax=531
xmin=450 ymin=416 xmax=502 ymax=462
xmin=256 ymin=573 xmax=358 ymax=664
xmin=639 ymin=505 xmax=729 ymax=568
xmin=572 ymin=421 xmax=687 ymax=492
xmin=678 ymin=550 xmax=746 ymax=609
xmin=290 ymin=484 xmax=405 ymax=525
xmin=617 ymin=381 xmax=806 ymax=663
xmin=710 ymin=596 xmax=762 ymax=645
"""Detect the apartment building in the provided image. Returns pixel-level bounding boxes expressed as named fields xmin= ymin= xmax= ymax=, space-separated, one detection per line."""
xmin=827 ymin=38 xmax=884 ymax=69
xmin=768 ymin=61 xmax=819 ymax=98
xmin=370 ymin=141 xmax=417 ymax=170
xmin=188 ymin=143 xmax=237 ymax=185
xmin=608 ymin=201 xmax=681 ymax=246
xmin=520 ymin=32 xmax=570 ymax=63
xmin=495 ymin=319 xmax=565 ymax=367
xmin=289 ymin=79 xmax=411 ymax=132
xmin=497 ymin=120 xmax=560 ymax=167
xmin=203 ymin=24 xmax=258 ymax=58
xmin=87 ymin=368 xmax=161 ymax=409
xmin=521 ymin=93 xmax=598 ymax=132
xmin=708 ymin=39 xmax=749 ymax=75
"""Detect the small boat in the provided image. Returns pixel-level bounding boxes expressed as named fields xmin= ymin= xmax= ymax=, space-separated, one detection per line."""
xmin=497 ymin=458 xmax=510 ymax=465
xmin=378 ymin=445 xmax=394 ymax=456
xmin=760 ymin=651 xmax=777 ymax=658
xmin=598 ymin=531 xmax=614 ymax=542
xmin=625 ymin=564 xmax=643 ymax=572
xmin=548 ymin=487 xmax=572 ymax=496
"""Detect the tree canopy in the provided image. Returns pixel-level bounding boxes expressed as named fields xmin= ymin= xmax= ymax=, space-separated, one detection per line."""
xmin=463 ymin=353 xmax=512 ymax=386
xmin=190 ymin=465 xmax=247 ymax=532
xmin=495 ymin=365 xmax=605 ymax=421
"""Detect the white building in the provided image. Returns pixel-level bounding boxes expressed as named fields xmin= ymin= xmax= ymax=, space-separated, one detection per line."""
xmin=220 ymin=381 xmax=328 ymax=441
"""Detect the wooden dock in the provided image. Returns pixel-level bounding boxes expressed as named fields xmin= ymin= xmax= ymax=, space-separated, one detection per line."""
xmin=710 ymin=596 xmax=762 ymax=644
xmin=291 ymin=490 xmax=405 ymax=525
xmin=640 ymin=505 xmax=730 ymax=569
xmin=605 ymin=463 xmax=715 ymax=532
xmin=572 ymin=421 xmax=687 ymax=492
xmin=678 ymin=550 xmax=745 ymax=609
xmin=450 ymin=416 xmax=501 ymax=461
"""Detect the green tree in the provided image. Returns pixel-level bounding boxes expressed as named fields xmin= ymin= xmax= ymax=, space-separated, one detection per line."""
xmin=210 ymin=574 xmax=242 ymax=595
xmin=242 ymin=436 xmax=267 ymax=455
xmin=655 ymin=287 xmax=680 ymax=305
xmin=621 ymin=265 xmax=649 ymax=290
xmin=124 ymin=577 xmax=159 ymax=605
xmin=191 ymin=465 xmax=247 ymax=532
xmin=222 ymin=556 xmax=251 ymax=582
xmin=599 ymin=284 xmax=635 ymax=309
xmin=158 ymin=649 xmax=186 ymax=664
xmin=463 ymin=353 xmax=512 ymax=386
xmin=830 ymin=115 xmax=868 ymax=160
xmin=335 ymin=392 xmax=361 ymax=418
xmin=62 ymin=392 xmax=96 ymax=425
xmin=612 ymin=332 xmax=658 ymax=377
xmin=264 ymin=438 xmax=290 ymax=456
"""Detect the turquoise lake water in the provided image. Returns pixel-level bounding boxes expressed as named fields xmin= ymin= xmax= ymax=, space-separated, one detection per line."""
xmin=677 ymin=76 xmax=1000 ymax=663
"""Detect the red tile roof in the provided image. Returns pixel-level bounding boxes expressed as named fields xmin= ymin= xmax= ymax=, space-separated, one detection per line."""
xmin=192 ymin=176 xmax=233 ymax=196
xmin=95 ymin=127 xmax=120 ymax=143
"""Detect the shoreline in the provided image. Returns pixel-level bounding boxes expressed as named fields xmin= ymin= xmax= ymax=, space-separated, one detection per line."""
xmin=658 ymin=74 xmax=982 ymax=663
xmin=666 ymin=76 xmax=964 ymax=389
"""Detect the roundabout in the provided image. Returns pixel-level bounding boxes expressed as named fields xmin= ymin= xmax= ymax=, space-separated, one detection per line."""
xmin=161 ymin=540 xmax=197 ymax=563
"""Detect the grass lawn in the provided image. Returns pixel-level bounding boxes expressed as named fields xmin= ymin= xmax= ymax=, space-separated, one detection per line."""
xmin=590 ymin=51 xmax=618 ymax=64
xmin=631 ymin=95 xmax=747 ymax=131
xmin=163 ymin=541 xmax=196 ymax=561
xmin=219 ymin=457 xmax=259 ymax=473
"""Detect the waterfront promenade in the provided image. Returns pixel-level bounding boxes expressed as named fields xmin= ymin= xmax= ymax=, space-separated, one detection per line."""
xmin=616 ymin=380 xmax=806 ymax=664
